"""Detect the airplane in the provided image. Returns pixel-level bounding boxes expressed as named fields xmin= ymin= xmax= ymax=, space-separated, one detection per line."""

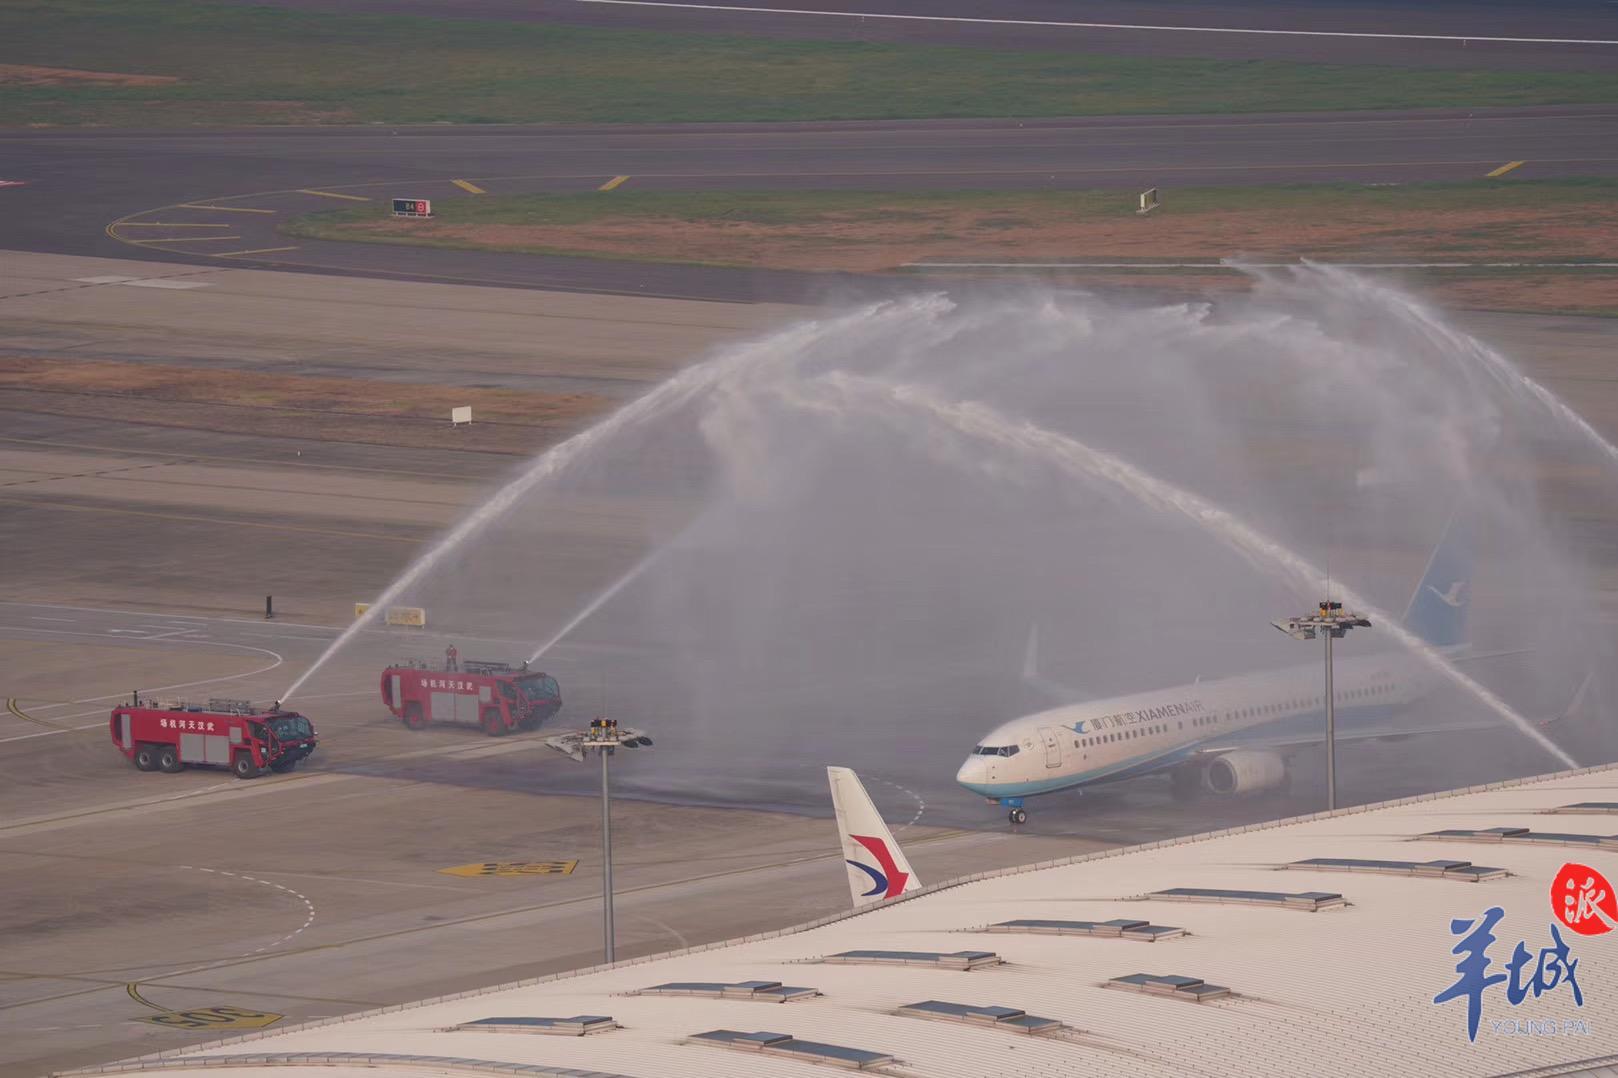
xmin=829 ymin=766 xmax=921 ymax=907
xmin=955 ymin=515 xmax=1568 ymax=825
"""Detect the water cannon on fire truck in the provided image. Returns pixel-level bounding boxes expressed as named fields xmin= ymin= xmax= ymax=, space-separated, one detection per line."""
xmin=380 ymin=647 xmax=562 ymax=736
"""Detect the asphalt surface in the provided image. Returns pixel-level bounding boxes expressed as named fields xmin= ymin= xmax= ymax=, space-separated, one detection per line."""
xmin=224 ymin=0 xmax=1618 ymax=70
xmin=0 ymin=595 xmax=1123 ymax=1077
xmin=6 ymin=106 xmax=1617 ymax=302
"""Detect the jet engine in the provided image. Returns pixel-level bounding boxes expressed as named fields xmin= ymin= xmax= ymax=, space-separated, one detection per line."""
xmin=1204 ymin=750 xmax=1288 ymax=795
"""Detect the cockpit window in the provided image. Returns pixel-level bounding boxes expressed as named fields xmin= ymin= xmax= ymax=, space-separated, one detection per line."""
xmin=973 ymin=744 xmax=1020 ymax=757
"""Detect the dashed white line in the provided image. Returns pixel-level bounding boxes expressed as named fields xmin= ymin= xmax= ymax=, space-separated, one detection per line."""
xmin=868 ymin=775 xmax=926 ymax=832
xmin=191 ymin=867 xmax=317 ymax=957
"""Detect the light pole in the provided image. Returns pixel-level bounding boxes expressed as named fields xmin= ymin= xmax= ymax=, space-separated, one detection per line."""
xmin=1272 ymin=601 xmax=1371 ymax=811
xmin=545 ymin=717 xmax=652 ymax=964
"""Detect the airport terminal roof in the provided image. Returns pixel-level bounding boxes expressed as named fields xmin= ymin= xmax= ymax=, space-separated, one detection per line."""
xmin=71 ymin=766 xmax=1618 ymax=1078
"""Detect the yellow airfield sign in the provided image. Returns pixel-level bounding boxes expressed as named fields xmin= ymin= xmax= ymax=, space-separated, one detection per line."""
xmin=439 ymin=860 xmax=579 ymax=879
xmin=137 ymin=1005 xmax=284 ymax=1030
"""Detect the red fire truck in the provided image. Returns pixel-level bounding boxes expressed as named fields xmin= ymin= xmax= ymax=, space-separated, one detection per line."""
xmin=380 ymin=655 xmax=562 ymax=736
xmin=110 ymin=697 xmax=318 ymax=779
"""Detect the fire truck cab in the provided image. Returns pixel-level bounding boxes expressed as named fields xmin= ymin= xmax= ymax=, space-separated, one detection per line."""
xmin=380 ymin=656 xmax=562 ymax=736
xmin=110 ymin=697 xmax=318 ymax=779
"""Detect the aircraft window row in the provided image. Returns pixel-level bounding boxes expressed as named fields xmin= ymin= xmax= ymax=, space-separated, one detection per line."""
xmin=1075 ymin=724 xmax=1167 ymax=749
xmin=974 ymin=745 xmax=1019 ymax=757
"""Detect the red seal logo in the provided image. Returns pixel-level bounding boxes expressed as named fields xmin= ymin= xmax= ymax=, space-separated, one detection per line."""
xmin=1552 ymin=862 xmax=1617 ymax=936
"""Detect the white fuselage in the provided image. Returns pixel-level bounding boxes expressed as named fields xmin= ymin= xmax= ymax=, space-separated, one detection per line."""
xmin=956 ymin=649 xmax=1439 ymax=801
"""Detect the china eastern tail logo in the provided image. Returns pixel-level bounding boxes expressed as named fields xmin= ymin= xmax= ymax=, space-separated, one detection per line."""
xmin=846 ymin=834 xmax=909 ymax=899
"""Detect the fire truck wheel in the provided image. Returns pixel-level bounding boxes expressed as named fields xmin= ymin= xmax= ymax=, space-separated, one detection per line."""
xmin=232 ymin=752 xmax=262 ymax=779
xmin=269 ymin=756 xmax=298 ymax=773
xmin=133 ymin=744 xmax=159 ymax=771
xmin=481 ymin=708 xmax=507 ymax=737
xmin=402 ymin=702 xmax=428 ymax=730
xmin=157 ymin=746 xmax=183 ymax=773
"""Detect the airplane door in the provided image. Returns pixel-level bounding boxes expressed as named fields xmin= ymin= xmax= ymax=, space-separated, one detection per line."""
xmin=1038 ymin=726 xmax=1062 ymax=769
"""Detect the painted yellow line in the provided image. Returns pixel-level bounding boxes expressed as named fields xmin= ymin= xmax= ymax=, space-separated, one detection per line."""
xmin=178 ymin=203 xmax=276 ymax=214
xmin=1487 ymin=160 xmax=1526 ymax=178
xmin=7 ymin=698 xmax=60 ymax=729
xmin=127 ymin=983 xmax=163 ymax=1011
xmin=451 ymin=179 xmax=487 ymax=195
xmin=598 ymin=175 xmax=630 ymax=191
xmin=213 ymin=246 xmax=300 ymax=258
xmin=127 ymin=236 xmax=242 ymax=244
xmin=114 ymin=222 xmax=234 ymax=228
xmin=298 ymin=188 xmax=370 ymax=202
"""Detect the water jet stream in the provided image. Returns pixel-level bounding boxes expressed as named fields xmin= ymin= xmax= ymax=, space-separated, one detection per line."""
xmin=280 ymin=296 xmax=950 ymax=703
xmin=527 ymin=546 xmax=666 ymax=666
xmin=804 ymin=373 xmax=1578 ymax=770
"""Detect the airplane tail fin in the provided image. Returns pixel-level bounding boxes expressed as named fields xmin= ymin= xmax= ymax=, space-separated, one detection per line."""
xmin=1401 ymin=511 xmax=1472 ymax=648
xmin=1020 ymin=624 xmax=1089 ymax=702
xmin=828 ymin=767 xmax=920 ymax=908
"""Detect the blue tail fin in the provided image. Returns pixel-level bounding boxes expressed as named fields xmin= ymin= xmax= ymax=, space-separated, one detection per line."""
xmin=1402 ymin=512 xmax=1471 ymax=647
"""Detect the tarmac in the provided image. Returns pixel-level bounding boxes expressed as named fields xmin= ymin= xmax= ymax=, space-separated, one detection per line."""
xmin=4 ymin=4 xmax=1618 ymax=1066
xmin=5 ymin=106 xmax=1617 ymax=300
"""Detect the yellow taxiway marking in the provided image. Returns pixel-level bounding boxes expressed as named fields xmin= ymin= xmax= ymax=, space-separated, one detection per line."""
xmin=598 ymin=175 xmax=630 ymax=191
xmin=213 ymin=245 xmax=300 ymax=257
xmin=126 ymin=986 xmax=284 ymax=1030
xmin=440 ymin=860 xmax=579 ymax=879
xmin=127 ymin=235 xmax=243 ymax=244
xmin=298 ymin=188 xmax=370 ymax=201
xmin=114 ymin=222 xmax=233 ymax=228
xmin=177 ymin=203 xmax=276 ymax=214
xmin=1486 ymin=160 xmax=1526 ymax=177
xmin=451 ymin=178 xmax=487 ymax=194
xmin=6 ymin=698 xmax=61 ymax=729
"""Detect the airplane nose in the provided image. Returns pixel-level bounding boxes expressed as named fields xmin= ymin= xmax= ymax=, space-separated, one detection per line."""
xmin=956 ymin=754 xmax=988 ymax=786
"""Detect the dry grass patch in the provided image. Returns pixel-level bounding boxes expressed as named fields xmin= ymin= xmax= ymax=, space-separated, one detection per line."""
xmin=0 ymin=63 xmax=177 ymax=87
xmin=0 ymin=357 xmax=610 ymax=427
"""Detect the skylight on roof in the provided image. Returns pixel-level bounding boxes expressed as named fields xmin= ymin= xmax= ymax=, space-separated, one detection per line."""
xmin=1146 ymin=886 xmax=1346 ymax=911
xmin=984 ymin=918 xmax=1185 ymax=941
xmin=1286 ymin=857 xmax=1507 ymax=882
xmin=449 ymin=1015 xmax=617 ymax=1036
xmin=1546 ymin=802 xmax=1618 ymax=815
xmin=898 ymin=999 xmax=1064 ymax=1035
xmin=690 ymin=1029 xmax=895 ymax=1070
xmin=823 ymin=949 xmax=1002 ymax=970
xmin=1106 ymin=973 xmax=1231 ymax=1003
xmin=639 ymin=980 xmax=818 ymax=1002
xmin=1422 ymin=828 xmax=1618 ymax=850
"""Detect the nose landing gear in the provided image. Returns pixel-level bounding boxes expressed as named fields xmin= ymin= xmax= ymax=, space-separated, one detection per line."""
xmin=995 ymin=797 xmax=1028 ymax=826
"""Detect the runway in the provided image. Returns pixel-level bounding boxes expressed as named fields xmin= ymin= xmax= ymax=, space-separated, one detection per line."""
xmin=224 ymin=0 xmax=1618 ymax=70
xmin=6 ymin=106 xmax=1617 ymax=301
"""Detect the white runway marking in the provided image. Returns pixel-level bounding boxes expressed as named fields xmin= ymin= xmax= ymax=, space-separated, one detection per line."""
xmin=122 ymin=279 xmax=211 ymax=290
xmin=144 ymin=867 xmax=317 ymax=982
xmin=908 ymin=260 xmax=1618 ymax=269
xmin=570 ymin=0 xmax=1618 ymax=46
xmin=0 ymin=627 xmax=284 ymax=742
xmin=868 ymin=775 xmax=926 ymax=832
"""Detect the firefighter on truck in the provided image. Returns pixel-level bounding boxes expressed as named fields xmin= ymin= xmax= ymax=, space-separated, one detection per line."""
xmin=110 ymin=697 xmax=318 ymax=779
xmin=380 ymin=649 xmax=562 ymax=736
